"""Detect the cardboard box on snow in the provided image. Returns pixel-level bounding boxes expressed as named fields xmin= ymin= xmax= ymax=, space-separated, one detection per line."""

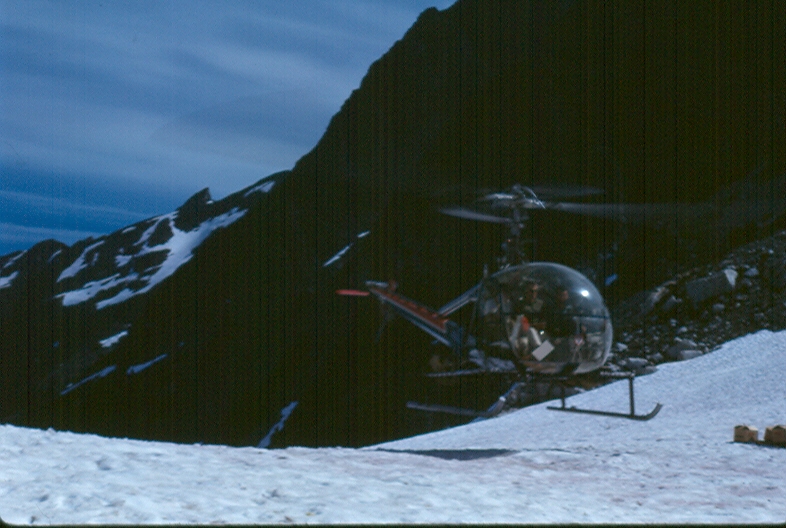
xmin=764 ymin=425 xmax=786 ymax=446
xmin=734 ymin=425 xmax=758 ymax=443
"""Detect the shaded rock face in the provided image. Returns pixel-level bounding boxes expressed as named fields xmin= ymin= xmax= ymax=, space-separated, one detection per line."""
xmin=611 ymin=231 xmax=786 ymax=370
xmin=684 ymin=270 xmax=738 ymax=307
xmin=1 ymin=1 xmax=785 ymax=448
xmin=289 ymin=0 xmax=786 ymax=318
xmin=174 ymin=188 xmax=214 ymax=232
xmin=0 ymin=178 xmax=282 ymax=444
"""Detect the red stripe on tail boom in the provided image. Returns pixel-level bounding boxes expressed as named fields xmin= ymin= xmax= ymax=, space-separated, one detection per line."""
xmin=367 ymin=286 xmax=449 ymax=334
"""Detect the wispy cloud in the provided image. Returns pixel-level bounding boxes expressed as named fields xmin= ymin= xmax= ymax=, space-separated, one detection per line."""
xmin=0 ymin=189 xmax=155 ymax=224
xmin=0 ymin=0 xmax=455 ymax=254
xmin=0 ymin=222 xmax=103 ymax=248
xmin=1 ymin=1 xmax=451 ymax=192
xmin=0 ymin=166 xmax=186 ymax=255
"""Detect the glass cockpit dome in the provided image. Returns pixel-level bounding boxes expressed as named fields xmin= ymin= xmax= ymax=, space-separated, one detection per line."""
xmin=473 ymin=262 xmax=612 ymax=374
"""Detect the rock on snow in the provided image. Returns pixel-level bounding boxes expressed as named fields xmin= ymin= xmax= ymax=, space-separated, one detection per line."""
xmin=1 ymin=330 xmax=785 ymax=524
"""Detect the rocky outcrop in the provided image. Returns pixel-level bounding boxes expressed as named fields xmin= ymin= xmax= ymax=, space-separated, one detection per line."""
xmin=684 ymin=269 xmax=738 ymax=307
xmin=611 ymin=231 xmax=786 ymax=371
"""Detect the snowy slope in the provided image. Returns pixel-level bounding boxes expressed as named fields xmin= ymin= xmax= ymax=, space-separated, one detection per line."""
xmin=0 ymin=177 xmax=278 ymax=315
xmin=55 ymin=206 xmax=248 ymax=310
xmin=1 ymin=330 xmax=784 ymax=525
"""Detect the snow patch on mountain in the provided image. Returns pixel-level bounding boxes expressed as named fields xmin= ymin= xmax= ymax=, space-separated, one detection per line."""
xmin=323 ymin=230 xmax=371 ymax=267
xmin=59 ymin=365 xmax=117 ymax=396
xmin=323 ymin=244 xmax=353 ymax=267
xmin=100 ymin=331 xmax=129 ymax=349
xmin=1 ymin=250 xmax=25 ymax=270
xmin=58 ymin=273 xmax=131 ymax=307
xmin=243 ymin=179 xmax=276 ymax=197
xmin=136 ymin=213 xmax=176 ymax=249
xmin=126 ymin=354 xmax=168 ymax=375
xmin=56 ymin=207 xmax=247 ymax=309
xmin=114 ymin=251 xmax=133 ymax=268
xmin=57 ymin=241 xmax=106 ymax=282
xmin=0 ymin=250 xmax=25 ymax=289
xmin=0 ymin=271 xmax=19 ymax=289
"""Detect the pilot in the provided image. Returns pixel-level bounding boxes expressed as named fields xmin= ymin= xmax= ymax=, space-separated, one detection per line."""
xmin=547 ymin=287 xmax=577 ymax=337
xmin=545 ymin=286 xmax=590 ymax=364
xmin=479 ymin=288 xmax=511 ymax=351
xmin=508 ymin=280 xmax=545 ymax=360
xmin=519 ymin=281 xmax=544 ymax=327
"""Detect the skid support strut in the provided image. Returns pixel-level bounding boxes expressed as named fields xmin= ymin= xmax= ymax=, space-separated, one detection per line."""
xmin=546 ymin=372 xmax=662 ymax=421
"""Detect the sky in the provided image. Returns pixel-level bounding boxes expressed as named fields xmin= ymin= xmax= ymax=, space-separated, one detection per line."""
xmin=1 ymin=328 xmax=784 ymax=524
xmin=0 ymin=0 xmax=456 ymax=256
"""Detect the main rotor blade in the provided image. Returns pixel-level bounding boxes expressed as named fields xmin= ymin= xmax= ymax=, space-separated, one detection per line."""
xmin=476 ymin=185 xmax=604 ymax=204
xmin=477 ymin=192 xmax=519 ymax=203
xmin=442 ymin=200 xmax=712 ymax=226
xmin=548 ymin=202 xmax=647 ymax=218
xmin=529 ymin=184 xmax=605 ymax=199
xmin=548 ymin=201 xmax=711 ymax=222
xmin=441 ymin=203 xmax=662 ymax=223
xmin=431 ymin=183 xmax=604 ymax=202
xmin=439 ymin=207 xmax=512 ymax=224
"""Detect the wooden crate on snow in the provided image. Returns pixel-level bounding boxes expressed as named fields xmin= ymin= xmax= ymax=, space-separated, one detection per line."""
xmin=733 ymin=425 xmax=758 ymax=443
xmin=764 ymin=425 xmax=786 ymax=446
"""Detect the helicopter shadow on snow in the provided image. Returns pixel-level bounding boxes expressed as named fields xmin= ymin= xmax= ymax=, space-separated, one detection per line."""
xmin=375 ymin=448 xmax=518 ymax=461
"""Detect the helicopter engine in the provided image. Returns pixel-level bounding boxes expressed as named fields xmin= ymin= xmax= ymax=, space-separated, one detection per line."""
xmin=473 ymin=262 xmax=612 ymax=375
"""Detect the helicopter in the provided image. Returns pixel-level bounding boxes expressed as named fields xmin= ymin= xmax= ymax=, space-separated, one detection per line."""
xmin=339 ymin=184 xmax=663 ymax=422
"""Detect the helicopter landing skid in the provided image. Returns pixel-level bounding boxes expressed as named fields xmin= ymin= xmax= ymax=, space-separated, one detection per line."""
xmin=546 ymin=372 xmax=663 ymax=421
xmin=407 ymin=381 xmax=524 ymax=420
xmin=425 ymin=368 xmax=488 ymax=378
xmin=406 ymin=401 xmax=498 ymax=419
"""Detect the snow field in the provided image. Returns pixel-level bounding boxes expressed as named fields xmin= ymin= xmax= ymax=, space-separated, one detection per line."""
xmin=0 ymin=329 xmax=784 ymax=524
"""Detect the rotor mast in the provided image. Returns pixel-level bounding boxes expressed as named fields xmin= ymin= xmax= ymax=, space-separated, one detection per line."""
xmin=487 ymin=184 xmax=543 ymax=269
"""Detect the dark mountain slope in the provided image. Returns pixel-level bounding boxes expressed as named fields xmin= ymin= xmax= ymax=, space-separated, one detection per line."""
xmin=1 ymin=0 xmax=784 ymax=447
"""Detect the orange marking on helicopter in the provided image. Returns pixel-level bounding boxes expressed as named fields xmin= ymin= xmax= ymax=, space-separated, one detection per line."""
xmin=336 ymin=289 xmax=370 ymax=297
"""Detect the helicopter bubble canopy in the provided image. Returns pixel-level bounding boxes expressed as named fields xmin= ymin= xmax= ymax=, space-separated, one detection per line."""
xmin=473 ymin=262 xmax=612 ymax=374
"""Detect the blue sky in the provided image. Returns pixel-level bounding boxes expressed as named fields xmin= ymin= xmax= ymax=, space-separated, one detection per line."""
xmin=0 ymin=0 xmax=455 ymax=256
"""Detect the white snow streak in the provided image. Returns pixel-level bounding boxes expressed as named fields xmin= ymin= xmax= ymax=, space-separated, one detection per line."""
xmin=99 ymin=331 xmax=129 ymax=349
xmin=114 ymin=251 xmax=133 ymax=268
xmin=0 ymin=271 xmax=18 ymax=290
xmin=126 ymin=354 xmax=167 ymax=375
xmin=1 ymin=329 xmax=785 ymax=524
xmin=58 ymin=274 xmax=134 ymax=306
xmin=322 ymin=243 xmax=352 ymax=267
xmin=258 ymin=401 xmax=299 ymax=448
xmin=135 ymin=213 xmax=175 ymax=249
xmin=57 ymin=241 xmax=105 ymax=282
xmin=59 ymin=365 xmax=117 ymax=396
xmin=322 ymin=231 xmax=371 ymax=267
xmin=243 ymin=179 xmax=276 ymax=197
xmin=2 ymin=250 xmax=25 ymax=270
